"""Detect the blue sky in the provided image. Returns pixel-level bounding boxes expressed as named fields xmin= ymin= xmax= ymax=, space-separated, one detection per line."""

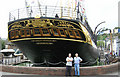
xmin=0 ymin=0 xmax=119 ymax=38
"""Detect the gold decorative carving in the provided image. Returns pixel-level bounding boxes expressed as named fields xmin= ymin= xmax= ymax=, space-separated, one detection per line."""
xmin=9 ymin=18 xmax=79 ymax=32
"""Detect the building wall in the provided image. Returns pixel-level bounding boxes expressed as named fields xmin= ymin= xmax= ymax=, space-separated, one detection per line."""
xmin=106 ymin=36 xmax=119 ymax=56
xmin=118 ymin=2 xmax=120 ymax=56
xmin=0 ymin=39 xmax=1 ymax=51
xmin=117 ymin=36 xmax=120 ymax=56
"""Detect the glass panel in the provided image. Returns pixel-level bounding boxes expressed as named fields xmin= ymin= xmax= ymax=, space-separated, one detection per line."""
xmin=16 ymin=31 xmax=19 ymax=36
xmin=75 ymin=31 xmax=80 ymax=36
xmin=34 ymin=29 xmax=40 ymax=34
xmin=11 ymin=32 xmax=14 ymax=37
xmin=42 ymin=29 xmax=49 ymax=34
xmin=69 ymin=30 xmax=74 ymax=36
xmin=53 ymin=29 xmax=58 ymax=35
xmin=60 ymin=30 xmax=64 ymax=35
xmin=21 ymin=30 xmax=25 ymax=35
xmin=26 ymin=29 xmax=30 ymax=35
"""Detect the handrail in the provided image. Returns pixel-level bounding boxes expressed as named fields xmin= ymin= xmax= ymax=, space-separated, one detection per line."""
xmin=9 ymin=5 xmax=77 ymax=22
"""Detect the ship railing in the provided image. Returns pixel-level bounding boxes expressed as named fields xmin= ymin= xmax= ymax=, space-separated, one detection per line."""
xmin=9 ymin=5 xmax=77 ymax=22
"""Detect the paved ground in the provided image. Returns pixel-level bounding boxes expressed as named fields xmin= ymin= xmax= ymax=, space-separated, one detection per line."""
xmin=104 ymin=72 xmax=118 ymax=75
xmin=0 ymin=71 xmax=119 ymax=76
xmin=1 ymin=72 xmax=30 ymax=75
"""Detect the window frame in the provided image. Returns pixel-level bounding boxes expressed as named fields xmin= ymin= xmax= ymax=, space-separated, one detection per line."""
xmin=52 ymin=28 xmax=60 ymax=36
xmin=20 ymin=29 xmax=26 ymax=37
xmin=41 ymin=28 xmax=51 ymax=36
xmin=10 ymin=31 xmax=15 ymax=39
xmin=25 ymin=29 xmax=31 ymax=37
xmin=74 ymin=30 xmax=82 ymax=39
xmin=15 ymin=30 xmax=19 ymax=38
xmin=58 ymin=29 xmax=66 ymax=37
xmin=33 ymin=28 xmax=41 ymax=36
xmin=67 ymin=29 xmax=75 ymax=38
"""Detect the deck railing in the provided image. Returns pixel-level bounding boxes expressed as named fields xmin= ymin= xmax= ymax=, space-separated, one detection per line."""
xmin=2 ymin=56 xmax=21 ymax=65
xmin=9 ymin=5 xmax=77 ymax=21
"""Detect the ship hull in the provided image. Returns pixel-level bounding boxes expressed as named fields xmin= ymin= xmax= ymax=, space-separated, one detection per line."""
xmin=14 ymin=38 xmax=99 ymax=66
xmin=8 ymin=17 xmax=100 ymax=66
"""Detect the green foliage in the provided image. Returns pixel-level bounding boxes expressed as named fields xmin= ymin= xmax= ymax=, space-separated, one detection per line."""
xmin=119 ymin=35 xmax=120 ymax=39
xmin=97 ymin=33 xmax=108 ymax=40
xmin=114 ymin=27 xmax=120 ymax=29
xmin=97 ymin=41 xmax=105 ymax=47
xmin=1 ymin=40 xmax=5 ymax=49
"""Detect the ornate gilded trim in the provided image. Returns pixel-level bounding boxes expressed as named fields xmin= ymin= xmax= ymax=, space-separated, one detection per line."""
xmin=10 ymin=37 xmax=87 ymax=43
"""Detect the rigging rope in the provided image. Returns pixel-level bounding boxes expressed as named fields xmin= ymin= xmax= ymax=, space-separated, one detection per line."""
xmin=52 ymin=0 xmax=59 ymax=16
xmin=37 ymin=0 xmax=42 ymax=16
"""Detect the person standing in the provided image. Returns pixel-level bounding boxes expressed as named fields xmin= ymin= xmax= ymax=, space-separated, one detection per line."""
xmin=105 ymin=51 xmax=110 ymax=65
xmin=74 ymin=53 xmax=82 ymax=76
xmin=66 ymin=53 xmax=73 ymax=76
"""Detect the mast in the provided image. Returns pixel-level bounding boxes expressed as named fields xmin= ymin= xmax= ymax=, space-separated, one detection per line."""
xmin=25 ymin=0 xmax=29 ymax=17
xmin=72 ymin=0 xmax=73 ymax=18
xmin=60 ymin=0 xmax=62 ymax=18
xmin=25 ymin=0 xmax=33 ymax=17
xmin=68 ymin=0 xmax=70 ymax=18
xmin=77 ymin=1 xmax=80 ymax=20
xmin=37 ymin=0 xmax=42 ymax=17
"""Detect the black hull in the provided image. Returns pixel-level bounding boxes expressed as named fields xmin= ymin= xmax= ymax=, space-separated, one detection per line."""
xmin=8 ymin=17 xmax=100 ymax=66
xmin=14 ymin=38 xmax=99 ymax=66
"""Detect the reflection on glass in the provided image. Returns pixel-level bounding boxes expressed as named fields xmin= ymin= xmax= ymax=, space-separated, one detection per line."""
xmin=26 ymin=30 xmax=30 ymax=35
xmin=34 ymin=29 xmax=40 ymax=34
xmin=16 ymin=31 xmax=19 ymax=37
xmin=69 ymin=30 xmax=74 ymax=36
xmin=11 ymin=31 xmax=14 ymax=37
xmin=21 ymin=30 xmax=25 ymax=35
xmin=60 ymin=30 xmax=64 ymax=35
xmin=53 ymin=29 xmax=58 ymax=35
xmin=42 ymin=29 xmax=49 ymax=34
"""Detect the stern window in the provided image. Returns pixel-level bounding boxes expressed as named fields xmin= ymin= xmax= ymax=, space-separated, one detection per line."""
xmin=68 ymin=30 xmax=75 ymax=38
xmin=10 ymin=31 xmax=15 ymax=39
xmin=20 ymin=30 xmax=25 ymax=37
xmin=59 ymin=29 xmax=66 ymax=37
xmin=15 ymin=31 xmax=19 ymax=38
xmin=75 ymin=30 xmax=82 ymax=39
xmin=21 ymin=30 xmax=25 ymax=35
xmin=53 ymin=29 xmax=59 ymax=35
xmin=60 ymin=29 xmax=64 ymax=35
xmin=42 ymin=28 xmax=51 ymax=36
xmin=34 ymin=29 xmax=40 ymax=34
xmin=33 ymin=28 xmax=41 ymax=36
xmin=26 ymin=29 xmax=30 ymax=35
xmin=42 ymin=29 xmax=49 ymax=34
xmin=69 ymin=30 xmax=74 ymax=36
xmin=26 ymin=29 xmax=31 ymax=37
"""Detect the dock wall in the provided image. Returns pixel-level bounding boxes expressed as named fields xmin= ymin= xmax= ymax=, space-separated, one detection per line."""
xmin=0 ymin=62 xmax=119 ymax=76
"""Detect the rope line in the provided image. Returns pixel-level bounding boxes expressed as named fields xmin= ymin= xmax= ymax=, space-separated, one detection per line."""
xmin=32 ymin=60 xmax=97 ymax=66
